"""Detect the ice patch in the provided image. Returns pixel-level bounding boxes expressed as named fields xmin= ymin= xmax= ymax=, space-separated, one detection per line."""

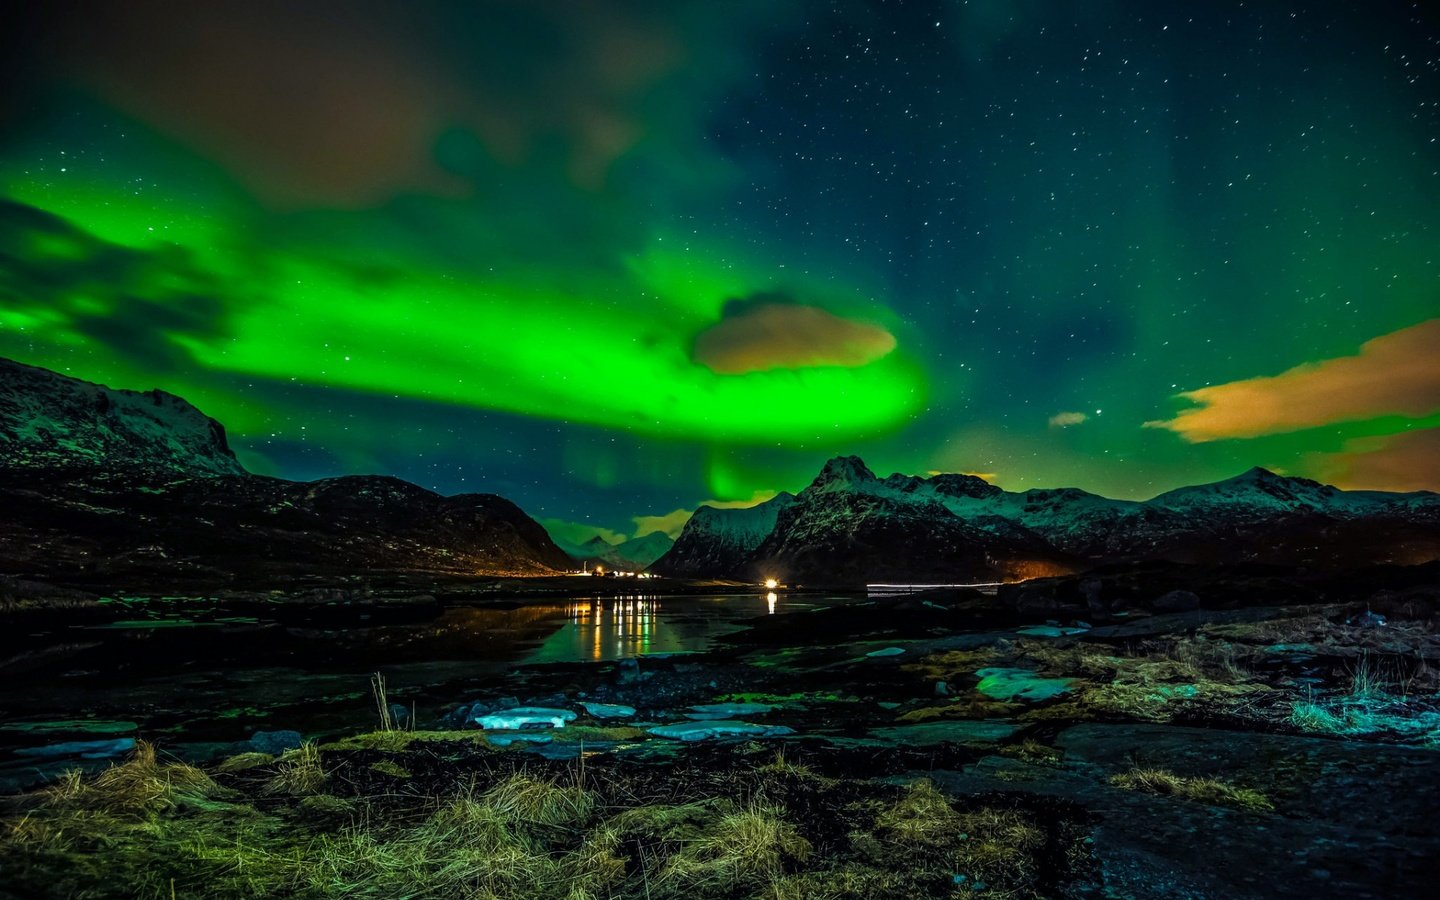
xmin=649 ymin=720 xmax=795 ymax=742
xmin=1015 ymin=625 xmax=1089 ymax=638
xmin=15 ymin=738 xmax=137 ymax=759
xmin=866 ymin=647 xmax=907 ymax=658
xmin=581 ymin=703 xmax=637 ymax=719
xmin=474 ymin=707 xmax=577 ymax=730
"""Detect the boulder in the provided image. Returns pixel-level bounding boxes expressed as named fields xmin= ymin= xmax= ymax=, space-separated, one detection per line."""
xmin=1153 ymin=590 xmax=1201 ymax=613
xmin=249 ymin=730 xmax=303 ymax=755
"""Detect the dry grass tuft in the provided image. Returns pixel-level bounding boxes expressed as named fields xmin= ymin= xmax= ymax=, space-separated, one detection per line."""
xmin=1109 ymin=767 xmax=1274 ymax=812
xmin=757 ymin=749 xmax=816 ymax=780
xmin=481 ymin=773 xmax=595 ymax=827
xmin=41 ymin=741 xmax=217 ymax=815
xmin=657 ymin=801 xmax=812 ymax=893
xmin=266 ymin=743 xmax=327 ymax=796
xmin=875 ymin=779 xmax=961 ymax=846
xmin=214 ymin=751 xmax=275 ymax=774
xmin=998 ymin=739 xmax=1063 ymax=766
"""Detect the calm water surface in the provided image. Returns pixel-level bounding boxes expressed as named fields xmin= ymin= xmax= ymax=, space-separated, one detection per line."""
xmin=0 ymin=592 xmax=857 ymax=786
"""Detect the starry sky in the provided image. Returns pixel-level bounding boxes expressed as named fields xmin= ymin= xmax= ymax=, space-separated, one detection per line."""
xmin=1 ymin=0 xmax=1437 ymax=542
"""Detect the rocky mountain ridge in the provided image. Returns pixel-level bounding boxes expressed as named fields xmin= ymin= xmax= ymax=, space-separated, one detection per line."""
xmin=653 ymin=455 xmax=1440 ymax=583
xmin=0 ymin=357 xmax=571 ymax=587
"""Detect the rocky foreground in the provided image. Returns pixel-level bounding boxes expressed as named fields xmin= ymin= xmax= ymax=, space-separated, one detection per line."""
xmin=3 ymin=564 xmax=1437 ymax=899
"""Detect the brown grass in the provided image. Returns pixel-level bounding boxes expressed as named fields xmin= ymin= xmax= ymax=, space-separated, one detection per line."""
xmin=1109 ymin=767 xmax=1274 ymax=812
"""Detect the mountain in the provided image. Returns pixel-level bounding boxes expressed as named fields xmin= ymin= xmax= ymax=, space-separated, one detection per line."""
xmin=651 ymin=492 xmax=797 ymax=578
xmin=655 ymin=456 xmax=1440 ymax=584
xmin=1147 ymin=466 xmax=1411 ymax=519
xmin=0 ymin=357 xmax=244 ymax=477
xmin=0 ymin=357 xmax=571 ymax=587
xmin=547 ymin=531 xmax=676 ymax=571
xmin=614 ymin=531 xmax=676 ymax=568
xmin=745 ymin=457 xmax=1073 ymax=584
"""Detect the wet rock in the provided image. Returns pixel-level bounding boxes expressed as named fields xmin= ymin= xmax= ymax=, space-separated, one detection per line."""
xmin=1350 ymin=610 xmax=1387 ymax=628
xmin=1009 ymin=585 xmax=1060 ymax=615
xmin=935 ymin=680 xmax=951 ymax=697
xmin=1154 ymin=589 xmax=1201 ymax=612
xmin=864 ymin=721 xmax=1018 ymax=746
xmin=1015 ymin=624 xmax=1087 ymax=637
xmin=249 ymin=730 xmax=303 ymax=755
xmin=1081 ymin=578 xmax=1109 ymax=618
xmin=648 ymin=720 xmax=794 ymax=742
xmin=474 ymin=707 xmax=577 ymax=730
xmin=615 ymin=658 xmax=642 ymax=685
xmin=485 ymin=732 xmax=555 ymax=747
xmin=686 ymin=702 xmax=775 ymax=719
xmin=387 ymin=704 xmax=411 ymax=728
xmin=14 ymin=738 xmax=136 ymax=759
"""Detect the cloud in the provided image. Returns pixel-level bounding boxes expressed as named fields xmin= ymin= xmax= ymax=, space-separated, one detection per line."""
xmin=1146 ymin=319 xmax=1440 ymax=442
xmin=631 ymin=509 xmax=693 ymax=539
xmin=21 ymin=0 xmax=774 ymax=207
xmin=705 ymin=489 xmax=781 ymax=509
xmin=539 ymin=518 xmax=625 ymax=548
xmin=693 ymin=296 xmax=897 ymax=374
xmin=1048 ymin=411 xmax=1088 ymax=428
xmin=1305 ymin=427 xmax=1440 ymax=493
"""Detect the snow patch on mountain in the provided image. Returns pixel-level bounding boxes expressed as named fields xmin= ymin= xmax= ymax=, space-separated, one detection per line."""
xmin=651 ymin=492 xmax=797 ymax=577
xmin=0 ymin=357 xmax=245 ymax=477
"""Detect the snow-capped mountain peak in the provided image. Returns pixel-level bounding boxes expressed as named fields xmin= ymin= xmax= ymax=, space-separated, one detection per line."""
xmin=805 ymin=455 xmax=879 ymax=494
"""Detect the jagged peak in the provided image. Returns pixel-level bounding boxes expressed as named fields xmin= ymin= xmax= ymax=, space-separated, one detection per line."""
xmin=927 ymin=472 xmax=1004 ymax=499
xmin=808 ymin=455 xmax=877 ymax=490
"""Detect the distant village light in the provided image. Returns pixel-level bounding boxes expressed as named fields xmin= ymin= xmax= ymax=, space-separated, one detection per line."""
xmin=764 ymin=578 xmax=779 ymax=589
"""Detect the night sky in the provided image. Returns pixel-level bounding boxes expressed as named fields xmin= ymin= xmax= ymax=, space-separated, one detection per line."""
xmin=2 ymin=1 xmax=1437 ymax=544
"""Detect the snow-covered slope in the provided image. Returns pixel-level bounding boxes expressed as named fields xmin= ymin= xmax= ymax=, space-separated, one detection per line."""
xmin=1146 ymin=467 xmax=1410 ymax=519
xmin=0 ymin=357 xmax=245 ymax=477
xmin=617 ymin=531 xmax=676 ymax=568
xmin=651 ymin=492 xmax=797 ymax=577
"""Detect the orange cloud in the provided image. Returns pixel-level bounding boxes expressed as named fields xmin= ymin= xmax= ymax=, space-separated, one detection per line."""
xmin=693 ymin=304 xmax=896 ymax=374
xmin=1306 ymin=428 xmax=1440 ymax=493
xmin=1146 ymin=319 xmax=1440 ymax=442
xmin=53 ymin=0 xmax=689 ymax=206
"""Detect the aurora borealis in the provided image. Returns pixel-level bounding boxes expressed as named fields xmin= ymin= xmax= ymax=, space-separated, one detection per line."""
xmin=1 ymin=1 xmax=1437 ymax=539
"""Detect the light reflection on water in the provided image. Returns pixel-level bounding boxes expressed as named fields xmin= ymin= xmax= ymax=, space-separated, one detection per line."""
xmin=524 ymin=594 xmax=786 ymax=664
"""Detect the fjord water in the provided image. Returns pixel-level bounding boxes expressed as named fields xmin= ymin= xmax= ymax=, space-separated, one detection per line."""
xmin=0 ymin=592 xmax=841 ymax=788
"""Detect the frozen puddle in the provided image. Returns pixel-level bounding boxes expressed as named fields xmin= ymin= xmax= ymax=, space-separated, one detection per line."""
xmin=474 ymin=707 xmax=578 ymax=730
xmin=649 ymin=720 xmax=795 ymax=742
